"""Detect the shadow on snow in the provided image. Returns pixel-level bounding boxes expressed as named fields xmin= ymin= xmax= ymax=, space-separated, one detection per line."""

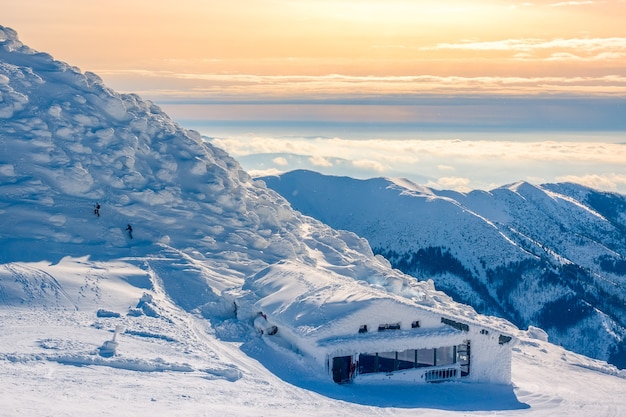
xmin=240 ymin=337 xmax=530 ymax=412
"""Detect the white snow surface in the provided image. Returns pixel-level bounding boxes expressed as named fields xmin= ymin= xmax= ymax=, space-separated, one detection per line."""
xmin=2 ymin=257 xmax=626 ymax=417
xmin=1 ymin=25 xmax=626 ymax=416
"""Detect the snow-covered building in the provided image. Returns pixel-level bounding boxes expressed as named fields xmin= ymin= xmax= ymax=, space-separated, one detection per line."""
xmin=235 ymin=261 xmax=517 ymax=385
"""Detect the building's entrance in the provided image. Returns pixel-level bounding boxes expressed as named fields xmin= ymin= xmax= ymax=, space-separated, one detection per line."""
xmin=332 ymin=356 xmax=354 ymax=383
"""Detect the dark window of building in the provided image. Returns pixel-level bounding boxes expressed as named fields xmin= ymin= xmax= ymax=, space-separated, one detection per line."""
xmin=436 ymin=346 xmax=456 ymax=366
xmin=358 ymin=325 xmax=368 ymax=333
xmin=411 ymin=320 xmax=420 ymax=328
xmin=499 ymin=335 xmax=512 ymax=345
xmin=397 ymin=349 xmax=417 ymax=370
xmin=355 ymin=343 xmax=470 ymax=380
xmin=441 ymin=317 xmax=469 ymax=332
xmin=358 ymin=353 xmax=378 ymax=374
xmin=378 ymin=323 xmax=401 ymax=331
xmin=417 ymin=348 xmax=436 ymax=367
xmin=378 ymin=351 xmax=396 ymax=372
xmin=332 ymin=356 xmax=354 ymax=383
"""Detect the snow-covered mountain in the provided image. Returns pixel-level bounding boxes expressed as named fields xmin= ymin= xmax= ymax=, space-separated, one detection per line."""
xmin=2 ymin=24 xmax=465 ymax=324
xmin=260 ymin=170 xmax=626 ymax=368
xmin=2 ymin=25 xmax=626 ymax=416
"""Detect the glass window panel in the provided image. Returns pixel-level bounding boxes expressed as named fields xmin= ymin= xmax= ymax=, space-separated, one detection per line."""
xmin=436 ymin=346 xmax=455 ymax=366
xmin=397 ymin=349 xmax=416 ymax=370
xmin=358 ymin=353 xmax=377 ymax=374
xmin=378 ymin=351 xmax=395 ymax=360
xmin=417 ymin=348 xmax=435 ymax=367
xmin=397 ymin=349 xmax=415 ymax=363
xmin=378 ymin=351 xmax=395 ymax=372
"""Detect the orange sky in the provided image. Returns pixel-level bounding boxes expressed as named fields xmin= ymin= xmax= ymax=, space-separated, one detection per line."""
xmin=4 ymin=0 xmax=626 ymax=98
xmin=3 ymin=1 xmax=626 ymax=192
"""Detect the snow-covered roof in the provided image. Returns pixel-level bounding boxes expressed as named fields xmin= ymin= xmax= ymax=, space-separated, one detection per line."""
xmin=241 ymin=260 xmax=516 ymax=343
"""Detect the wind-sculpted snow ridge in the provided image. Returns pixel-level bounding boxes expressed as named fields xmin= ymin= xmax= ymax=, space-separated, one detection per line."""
xmin=0 ymin=23 xmax=299 ymax=279
xmin=0 ymin=26 xmax=351 ymax=298
xmin=0 ymin=25 xmax=494 ymax=328
xmin=260 ymin=170 xmax=626 ymax=368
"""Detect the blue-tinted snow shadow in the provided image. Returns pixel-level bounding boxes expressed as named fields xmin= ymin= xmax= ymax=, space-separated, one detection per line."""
xmin=325 ymin=381 xmax=529 ymax=411
xmin=0 ymin=238 xmax=151 ymax=264
xmin=241 ymin=338 xmax=529 ymax=411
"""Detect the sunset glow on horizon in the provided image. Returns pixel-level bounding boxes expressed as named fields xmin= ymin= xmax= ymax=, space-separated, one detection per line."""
xmin=3 ymin=1 xmax=626 ymax=192
xmin=5 ymin=0 xmax=626 ymax=99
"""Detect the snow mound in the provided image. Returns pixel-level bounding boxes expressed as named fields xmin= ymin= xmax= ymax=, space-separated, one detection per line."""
xmin=526 ymin=326 xmax=549 ymax=342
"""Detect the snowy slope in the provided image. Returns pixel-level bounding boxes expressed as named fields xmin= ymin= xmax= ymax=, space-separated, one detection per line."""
xmin=0 ymin=24 xmax=383 ymax=297
xmin=1 ymin=259 xmax=626 ymax=417
xmin=260 ymin=170 xmax=626 ymax=368
xmin=2 ymin=25 xmax=626 ymax=416
xmin=2 ymin=24 xmax=445 ymax=323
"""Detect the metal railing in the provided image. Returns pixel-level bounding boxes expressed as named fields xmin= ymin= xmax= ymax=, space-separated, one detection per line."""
xmin=424 ymin=367 xmax=458 ymax=382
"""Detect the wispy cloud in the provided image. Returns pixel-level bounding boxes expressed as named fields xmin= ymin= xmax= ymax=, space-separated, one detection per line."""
xmin=272 ymin=156 xmax=288 ymax=166
xmin=424 ymin=37 xmax=626 ymax=53
xmin=549 ymin=1 xmax=597 ymax=7
xmin=99 ymin=69 xmax=626 ymax=98
xmin=248 ymin=168 xmax=284 ymax=178
xmin=555 ymin=173 xmax=626 ymax=191
xmin=352 ymin=159 xmax=386 ymax=172
xmin=427 ymin=177 xmax=472 ymax=192
xmin=437 ymin=165 xmax=456 ymax=172
xmin=309 ymin=155 xmax=333 ymax=167
xmin=163 ymin=95 xmax=626 ymax=133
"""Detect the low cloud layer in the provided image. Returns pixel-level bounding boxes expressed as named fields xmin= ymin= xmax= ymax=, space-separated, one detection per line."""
xmin=209 ymin=135 xmax=626 ymax=194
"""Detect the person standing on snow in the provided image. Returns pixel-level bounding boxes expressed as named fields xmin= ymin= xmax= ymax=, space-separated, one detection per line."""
xmin=125 ymin=224 xmax=133 ymax=239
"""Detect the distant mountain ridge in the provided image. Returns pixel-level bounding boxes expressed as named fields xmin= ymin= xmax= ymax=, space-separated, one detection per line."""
xmin=260 ymin=170 xmax=626 ymax=368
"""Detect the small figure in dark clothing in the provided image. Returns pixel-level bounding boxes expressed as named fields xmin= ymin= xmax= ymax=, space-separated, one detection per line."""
xmin=125 ymin=224 xmax=133 ymax=239
xmin=94 ymin=203 xmax=100 ymax=217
